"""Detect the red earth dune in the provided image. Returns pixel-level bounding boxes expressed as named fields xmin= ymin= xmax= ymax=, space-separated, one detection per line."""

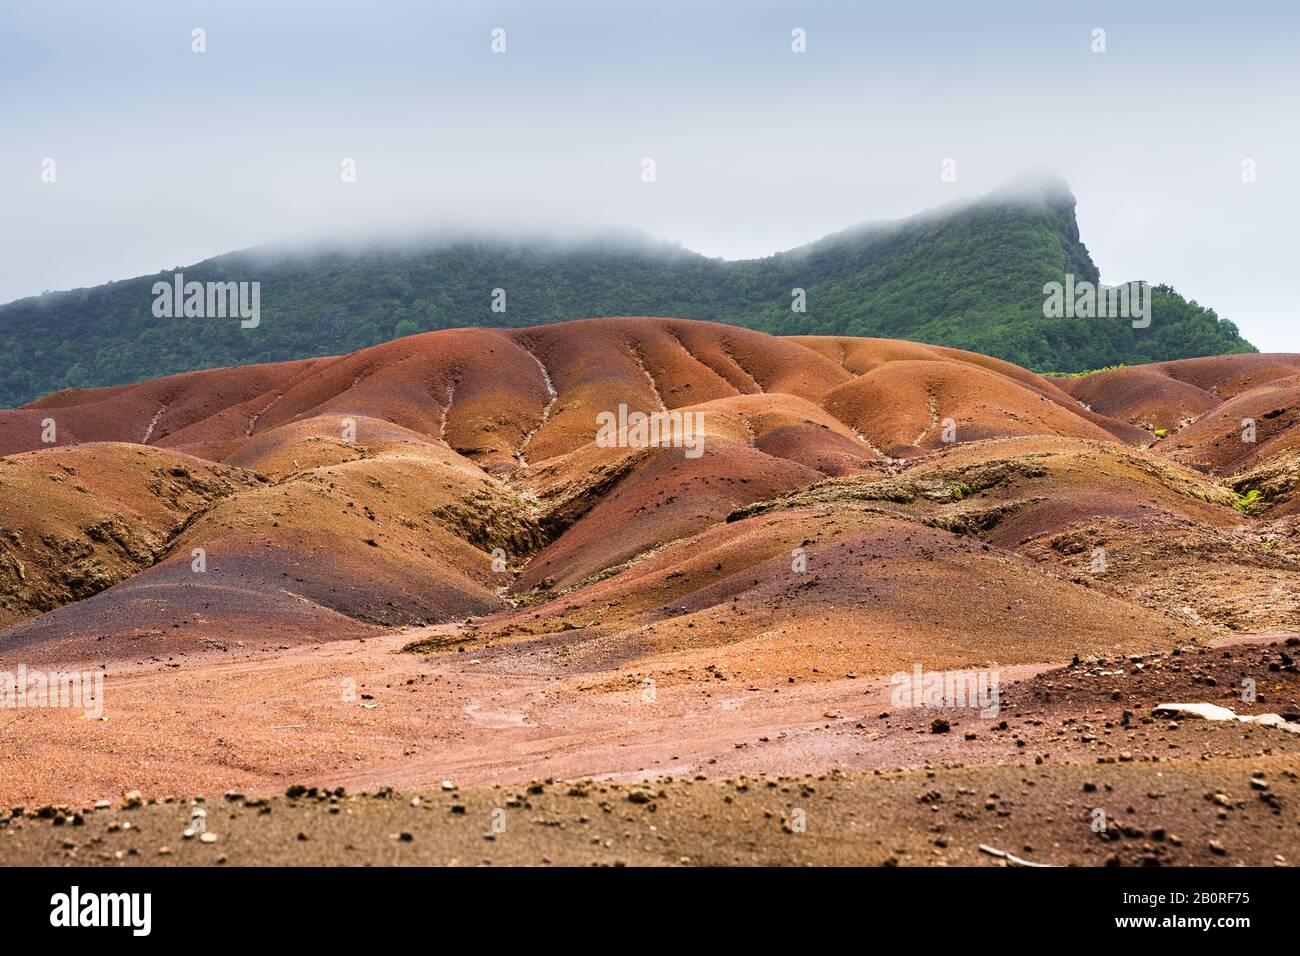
xmin=2 ymin=318 xmax=1298 ymax=838
xmin=4 ymin=317 xmax=1297 ymax=661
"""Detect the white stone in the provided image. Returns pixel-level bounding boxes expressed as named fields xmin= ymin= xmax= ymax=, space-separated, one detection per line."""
xmin=1154 ymin=703 xmax=1238 ymax=721
xmin=1156 ymin=703 xmax=1300 ymax=734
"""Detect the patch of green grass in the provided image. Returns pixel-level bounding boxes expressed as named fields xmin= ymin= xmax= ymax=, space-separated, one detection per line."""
xmin=1233 ymin=489 xmax=1264 ymax=516
xmin=1041 ymin=364 xmax=1129 ymax=379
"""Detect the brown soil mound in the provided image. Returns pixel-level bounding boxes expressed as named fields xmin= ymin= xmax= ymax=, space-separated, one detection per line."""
xmin=1 ymin=434 xmax=543 ymax=663
xmin=1142 ymin=353 xmax=1300 ymax=398
xmin=465 ymin=505 xmax=1200 ymax=687
xmin=2 ymin=319 xmax=1299 ymax=849
xmin=0 ymin=443 xmax=256 ymax=627
xmin=0 ymin=358 xmax=333 ymax=458
xmin=3 ymin=319 xmax=1295 ymax=667
xmin=1059 ymin=354 xmax=1300 ymax=475
xmin=821 ymin=360 xmax=1119 ymax=459
xmin=732 ymin=436 xmax=1300 ymax=633
xmin=0 ymin=319 xmax=1141 ymax=465
xmin=1157 ymin=376 xmax=1300 ymax=475
xmin=798 ymin=335 xmax=1150 ymax=445
xmin=1057 ymin=366 xmax=1221 ymax=434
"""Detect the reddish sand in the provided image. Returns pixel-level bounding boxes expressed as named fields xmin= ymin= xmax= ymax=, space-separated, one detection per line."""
xmin=2 ymin=318 xmax=1298 ymax=834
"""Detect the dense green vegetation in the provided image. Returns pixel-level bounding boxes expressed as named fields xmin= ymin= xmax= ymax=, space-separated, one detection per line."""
xmin=0 ymin=182 xmax=1254 ymax=408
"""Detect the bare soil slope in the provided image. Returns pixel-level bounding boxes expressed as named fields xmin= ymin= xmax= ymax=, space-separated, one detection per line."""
xmin=2 ymin=318 xmax=1297 ymax=866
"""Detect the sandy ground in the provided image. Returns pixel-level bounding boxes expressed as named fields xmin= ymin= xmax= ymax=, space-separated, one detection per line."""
xmin=3 ymin=632 xmax=1298 ymax=865
xmin=0 ymin=625 xmax=1061 ymax=808
xmin=3 ymin=756 xmax=1297 ymax=867
xmin=4 ymin=629 xmax=1296 ymax=809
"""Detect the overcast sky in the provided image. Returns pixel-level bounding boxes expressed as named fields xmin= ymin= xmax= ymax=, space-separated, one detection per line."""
xmin=2 ymin=0 xmax=1297 ymax=350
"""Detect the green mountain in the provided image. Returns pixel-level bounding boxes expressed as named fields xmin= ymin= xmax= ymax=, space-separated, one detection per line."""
xmin=0 ymin=176 xmax=1254 ymax=408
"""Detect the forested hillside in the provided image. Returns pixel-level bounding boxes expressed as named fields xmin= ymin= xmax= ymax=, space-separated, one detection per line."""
xmin=0 ymin=178 xmax=1253 ymax=407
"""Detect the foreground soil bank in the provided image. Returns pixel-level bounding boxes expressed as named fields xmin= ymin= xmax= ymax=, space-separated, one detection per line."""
xmin=2 ymin=754 xmax=1297 ymax=867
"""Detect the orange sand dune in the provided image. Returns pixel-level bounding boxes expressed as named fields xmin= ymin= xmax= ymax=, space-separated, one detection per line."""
xmin=2 ymin=318 xmax=1295 ymax=672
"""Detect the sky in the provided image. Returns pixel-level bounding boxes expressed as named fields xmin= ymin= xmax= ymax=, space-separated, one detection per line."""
xmin=2 ymin=0 xmax=1297 ymax=350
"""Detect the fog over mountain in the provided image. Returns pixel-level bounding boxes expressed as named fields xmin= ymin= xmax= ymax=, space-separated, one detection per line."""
xmin=3 ymin=1 xmax=1297 ymax=350
xmin=0 ymin=175 xmax=1256 ymax=407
